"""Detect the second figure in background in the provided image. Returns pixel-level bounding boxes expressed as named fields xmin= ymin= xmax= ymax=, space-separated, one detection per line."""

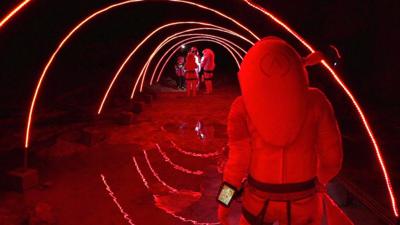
xmin=201 ymin=48 xmax=216 ymax=94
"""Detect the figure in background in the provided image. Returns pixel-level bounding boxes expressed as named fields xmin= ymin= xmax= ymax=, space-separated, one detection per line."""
xmin=174 ymin=55 xmax=185 ymax=89
xmin=200 ymin=48 xmax=216 ymax=94
xmin=191 ymin=47 xmax=201 ymax=90
xmin=184 ymin=47 xmax=198 ymax=96
xmin=217 ymin=37 xmax=352 ymax=225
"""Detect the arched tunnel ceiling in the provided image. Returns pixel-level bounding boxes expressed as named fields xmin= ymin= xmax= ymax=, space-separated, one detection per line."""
xmin=0 ymin=0 xmax=399 ymax=221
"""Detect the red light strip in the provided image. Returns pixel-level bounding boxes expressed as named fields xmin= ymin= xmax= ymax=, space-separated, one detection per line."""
xmin=25 ymin=0 xmax=260 ymax=148
xmin=132 ymin=156 xmax=219 ymax=225
xmin=155 ymin=143 xmax=204 ymax=175
xmin=143 ymin=149 xmax=179 ymax=193
xmin=147 ymin=27 xmax=249 ymax=86
xmin=133 ymin=33 xmax=245 ymax=96
xmin=131 ymin=36 xmax=242 ymax=97
xmin=98 ymin=22 xmax=247 ymax=115
xmin=154 ymin=37 xmax=242 ymax=84
xmin=135 ymin=28 xmax=248 ymax=88
xmin=131 ymin=37 xmax=240 ymax=99
xmin=170 ymin=140 xmax=221 ymax=159
xmin=329 ymin=45 xmax=342 ymax=59
xmin=100 ymin=174 xmax=136 ymax=225
xmin=132 ymin=156 xmax=150 ymax=190
xmin=99 ymin=23 xmax=252 ymax=114
xmin=0 ymin=0 xmax=31 ymax=29
xmin=242 ymin=0 xmax=399 ymax=217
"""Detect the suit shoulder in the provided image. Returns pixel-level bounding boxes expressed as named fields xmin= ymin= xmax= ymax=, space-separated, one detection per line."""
xmin=307 ymin=87 xmax=335 ymax=114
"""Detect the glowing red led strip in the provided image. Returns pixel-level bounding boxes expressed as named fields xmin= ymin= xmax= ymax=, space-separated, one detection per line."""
xmin=134 ymin=33 xmax=245 ymax=95
xmin=0 ymin=0 xmax=31 ymax=29
xmin=98 ymin=21 xmax=248 ymax=114
xmin=100 ymin=174 xmax=136 ymax=225
xmin=147 ymin=27 xmax=250 ymax=85
xmin=132 ymin=156 xmax=218 ymax=225
xmin=155 ymin=144 xmax=204 ymax=175
xmin=133 ymin=27 xmax=249 ymax=88
xmin=329 ymin=45 xmax=342 ymax=59
xmin=132 ymin=156 xmax=150 ymax=190
xmin=169 ymin=140 xmax=221 ymax=158
xmin=155 ymin=37 xmax=243 ymax=84
xmin=243 ymin=0 xmax=399 ymax=217
xmin=25 ymin=0 xmax=260 ymax=148
xmin=131 ymin=36 xmax=243 ymax=98
xmin=143 ymin=150 xmax=179 ymax=193
xmin=149 ymin=31 xmax=246 ymax=85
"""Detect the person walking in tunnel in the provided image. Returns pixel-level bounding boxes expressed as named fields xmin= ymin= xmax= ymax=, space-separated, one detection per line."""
xmin=217 ymin=37 xmax=352 ymax=225
xmin=185 ymin=47 xmax=199 ymax=96
xmin=200 ymin=48 xmax=216 ymax=94
xmin=191 ymin=46 xmax=202 ymax=90
xmin=175 ymin=55 xmax=185 ymax=89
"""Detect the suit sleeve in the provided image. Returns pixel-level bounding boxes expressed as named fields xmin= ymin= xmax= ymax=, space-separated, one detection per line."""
xmin=316 ymin=94 xmax=343 ymax=184
xmin=223 ymin=97 xmax=252 ymax=188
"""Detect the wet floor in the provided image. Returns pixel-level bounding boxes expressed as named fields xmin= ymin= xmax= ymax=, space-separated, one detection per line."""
xmin=0 ymin=84 xmax=391 ymax=224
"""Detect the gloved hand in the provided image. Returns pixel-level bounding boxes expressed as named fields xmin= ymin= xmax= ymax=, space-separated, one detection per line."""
xmin=218 ymin=205 xmax=231 ymax=225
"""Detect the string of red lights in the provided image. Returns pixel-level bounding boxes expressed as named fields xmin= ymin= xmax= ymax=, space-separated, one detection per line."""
xmin=137 ymin=28 xmax=250 ymax=87
xmin=155 ymin=144 xmax=204 ymax=175
xmin=132 ymin=156 xmax=219 ymax=225
xmin=169 ymin=140 xmax=221 ymax=159
xmin=100 ymin=174 xmax=136 ymax=225
xmin=132 ymin=34 xmax=245 ymax=97
xmin=0 ymin=0 xmax=31 ymax=29
xmin=154 ymin=37 xmax=242 ymax=85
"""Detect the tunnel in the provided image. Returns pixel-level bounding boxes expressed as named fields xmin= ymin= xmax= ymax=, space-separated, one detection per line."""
xmin=0 ymin=0 xmax=399 ymax=224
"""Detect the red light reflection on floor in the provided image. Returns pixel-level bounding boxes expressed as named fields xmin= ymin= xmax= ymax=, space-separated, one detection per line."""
xmin=156 ymin=144 xmax=204 ymax=175
xmin=100 ymin=174 xmax=136 ymax=225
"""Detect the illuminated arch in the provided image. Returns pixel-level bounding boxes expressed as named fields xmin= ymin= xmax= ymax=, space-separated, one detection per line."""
xmin=143 ymin=28 xmax=247 ymax=85
xmin=133 ymin=31 xmax=248 ymax=95
xmin=25 ymin=0 xmax=260 ymax=148
xmin=242 ymin=0 xmax=399 ymax=217
xmin=131 ymin=36 xmax=243 ymax=98
xmin=98 ymin=22 xmax=254 ymax=114
xmin=147 ymin=31 xmax=245 ymax=85
xmin=152 ymin=36 xmax=242 ymax=84
xmin=21 ymin=0 xmax=397 ymax=217
xmin=154 ymin=38 xmax=243 ymax=87
xmin=0 ymin=0 xmax=32 ymax=29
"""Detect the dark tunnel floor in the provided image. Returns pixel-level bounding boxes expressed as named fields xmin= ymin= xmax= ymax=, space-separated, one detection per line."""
xmin=0 ymin=83 xmax=389 ymax=224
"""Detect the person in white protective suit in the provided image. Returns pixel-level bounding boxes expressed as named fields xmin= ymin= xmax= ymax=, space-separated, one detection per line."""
xmin=200 ymin=48 xmax=216 ymax=94
xmin=217 ymin=37 xmax=353 ymax=225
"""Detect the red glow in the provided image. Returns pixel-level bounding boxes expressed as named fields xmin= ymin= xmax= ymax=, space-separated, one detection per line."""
xmin=0 ymin=0 xmax=31 ymax=29
xmin=25 ymin=0 xmax=260 ymax=148
xmin=136 ymin=28 xmax=249 ymax=88
xmin=132 ymin=156 xmax=219 ymax=225
xmin=131 ymin=36 xmax=242 ymax=97
xmin=132 ymin=157 xmax=150 ymax=190
xmin=169 ymin=140 xmax=221 ymax=159
xmin=154 ymin=37 xmax=242 ymax=85
xmin=155 ymin=144 xmax=204 ymax=175
xmin=143 ymin=150 xmax=179 ymax=193
xmin=148 ymin=28 xmax=249 ymax=85
xmin=243 ymin=0 xmax=399 ymax=217
xmin=99 ymin=23 xmax=252 ymax=114
xmin=100 ymin=174 xmax=136 ymax=225
xmin=132 ymin=33 xmax=246 ymax=96
xmin=329 ymin=45 xmax=342 ymax=59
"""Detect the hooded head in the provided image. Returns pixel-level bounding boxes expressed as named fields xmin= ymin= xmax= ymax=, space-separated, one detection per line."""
xmin=238 ymin=37 xmax=321 ymax=146
xmin=190 ymin=46 xmax=198 ymax=55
